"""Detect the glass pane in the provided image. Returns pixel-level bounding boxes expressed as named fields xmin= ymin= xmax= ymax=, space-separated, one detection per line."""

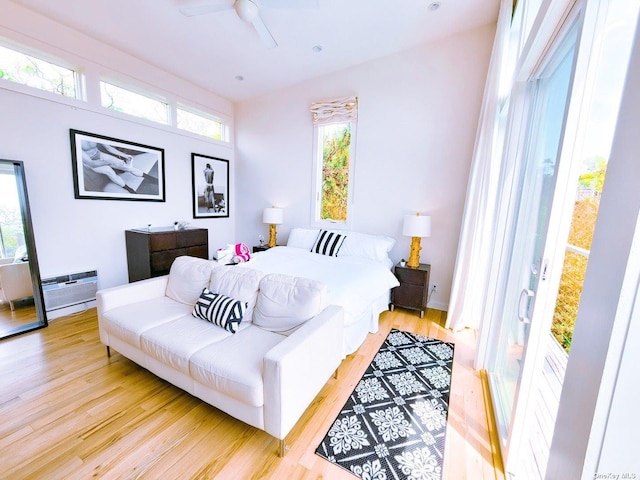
xmin=100 ymin=81 xmax=169 ymax=124
xmin=318 ymin=123 xmax=351 ymax=222
xmin=0 ymin=44 xmax=77 ymax=98
xmin=488 ymin=33 xmax=577 ymax=443
xmin=177 ymin=108 xmax=224 ymax=140
xmin=552 ymin=0 xmax=640 ymax=354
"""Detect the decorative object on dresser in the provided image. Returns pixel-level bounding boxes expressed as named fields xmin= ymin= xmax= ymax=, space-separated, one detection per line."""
xmin=390 ymin=262 xmax=431 ymax=318
xmin=402 ymin=213 xmax=431 ymax=268
xmin=263 ymin=207 xmax=283 ymax=247
xmin=191 ymin=153 xmax=229 ymax=218
xmin=69 ymin=129 xmax=165 ymax=202
xmin=125 ymin=227 xmax=208 ymax=282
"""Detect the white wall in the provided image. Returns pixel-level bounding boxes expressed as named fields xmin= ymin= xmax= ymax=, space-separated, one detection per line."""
xmin=234 ymin=24 xmax=495 ymax=311
xmin=546 ymin=10 xmax=640 ymax=477
xmin=0 ymin=3 xmax=235 ymax=294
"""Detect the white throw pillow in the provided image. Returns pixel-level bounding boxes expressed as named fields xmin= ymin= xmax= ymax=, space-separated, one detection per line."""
xmin=287 ymin=227 xmax=320 ymax=249
xmin=209 ymin=266 xmax=264 ymax=322
xmin=253 ymin=273 xmax=327 ymax=336
xmin=165 ymin=256 xmax=218 ymax=305
xmin=338 ymin=231 xmax=395 ymax=264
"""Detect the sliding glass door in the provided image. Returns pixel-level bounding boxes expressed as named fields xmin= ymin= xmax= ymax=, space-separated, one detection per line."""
xmin=486 ymin=21 xmax=579 ymax=473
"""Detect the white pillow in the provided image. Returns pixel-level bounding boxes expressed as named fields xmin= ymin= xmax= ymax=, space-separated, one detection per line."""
xmin=338 ymin=231 xmax=395 ymax=264
xmin=287 ymin=227 xmax=320 ymax=249
xmin=209 ymin=266 xmax=264 ymax=322
xmin=253 ymin=273 xmax=327 ymax=336
xmin=165 ymin=256 xmax=218 ymax=305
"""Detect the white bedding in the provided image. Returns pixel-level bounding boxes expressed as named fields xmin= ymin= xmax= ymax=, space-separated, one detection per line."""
xmin=239 ymin=246 xmax=399 ymax=327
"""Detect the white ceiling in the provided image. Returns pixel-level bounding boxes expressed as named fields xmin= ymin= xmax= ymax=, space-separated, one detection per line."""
xmin=11 ymin=0 xmax=499 ymax=102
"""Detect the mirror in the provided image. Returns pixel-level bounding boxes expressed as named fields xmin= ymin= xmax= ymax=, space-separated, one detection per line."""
xmin=0 ymin=159 xmax=47 ymax=339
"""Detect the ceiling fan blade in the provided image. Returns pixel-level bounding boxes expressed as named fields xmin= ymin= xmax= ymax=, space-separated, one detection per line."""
xmin=179 ymin=3 xmax=233 ymax=17
xmin=251 ymin=14 xmax=278 ymax=49
xmin=259 ymin=0 xmax=318 ymax=9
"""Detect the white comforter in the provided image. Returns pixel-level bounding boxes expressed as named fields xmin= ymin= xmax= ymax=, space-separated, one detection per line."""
xmin=239 ymin=246 xmax=399 ymax=325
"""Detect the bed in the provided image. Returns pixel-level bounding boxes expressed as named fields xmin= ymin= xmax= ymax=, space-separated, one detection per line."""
xmin=238 ymin=228 xmax=400 ymax=355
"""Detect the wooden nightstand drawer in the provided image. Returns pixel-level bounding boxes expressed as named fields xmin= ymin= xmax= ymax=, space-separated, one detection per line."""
xmin=395 ymin=267 xmax=427 ymax=285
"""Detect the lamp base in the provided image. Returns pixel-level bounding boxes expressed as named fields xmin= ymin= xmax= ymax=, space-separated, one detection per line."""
xmin=267 ymin=224 xmax=277 ymax=248
xmin=407 ymin=236 xmax=421 ymax=268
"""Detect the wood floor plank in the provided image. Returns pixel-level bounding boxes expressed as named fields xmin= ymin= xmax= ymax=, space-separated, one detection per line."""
xmin=0 ymin=307 xmax=498 ymax=479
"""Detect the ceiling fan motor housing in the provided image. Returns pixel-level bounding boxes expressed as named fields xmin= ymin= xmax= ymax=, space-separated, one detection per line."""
xmin=234 ymin=0 xmax=259 ymax=22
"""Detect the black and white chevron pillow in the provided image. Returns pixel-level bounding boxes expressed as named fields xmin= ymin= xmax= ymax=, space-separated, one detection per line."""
xmin=311 ymin=230 xmax=346 ymax=257
xmin=192 ymin=289 xmax=247 ymax=333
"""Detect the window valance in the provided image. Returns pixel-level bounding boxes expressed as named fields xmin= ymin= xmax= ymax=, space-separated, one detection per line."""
xmin=310 ymin=96 xmax=358 ymax=125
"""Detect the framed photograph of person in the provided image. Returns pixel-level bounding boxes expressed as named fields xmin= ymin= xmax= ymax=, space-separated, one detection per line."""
xmin=191 ymin=153 xmax=229 ymax=218
xmin=70 ymin=129 xmax=165 ymax=202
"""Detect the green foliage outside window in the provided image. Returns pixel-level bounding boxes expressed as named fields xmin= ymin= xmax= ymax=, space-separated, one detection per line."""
xmin=320 ymin=124 xmax=351 ymax=222
xmin=551 ymin=160 xmax=606 ymax=353
xmin=0 ymin=45 xmax=76 ymax=98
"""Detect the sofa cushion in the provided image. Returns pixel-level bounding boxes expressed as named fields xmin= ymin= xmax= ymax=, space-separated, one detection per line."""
xmin=140 ymin=314 xmax=249 ymax=374
xmin=209 ymin=266 xmax=264 ymax=322
xmin=189 ymin=325 xmax=284 ymax=407
xmin=101 ymin=297 xmax=192 ymax=348
xmin=192 ymin=289 xmax=247 ymax=333
xmin=253 ymin=273 xmax=328 ymax=336
xmin=166 ymin=256 xmax=217 ymax=306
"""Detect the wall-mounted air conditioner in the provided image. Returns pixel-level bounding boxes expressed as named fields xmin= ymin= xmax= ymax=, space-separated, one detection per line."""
xmin=41 ymin=270 xmax=98 ymax=312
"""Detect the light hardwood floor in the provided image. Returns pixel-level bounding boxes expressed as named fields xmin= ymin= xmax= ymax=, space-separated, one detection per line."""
xmin=0 ymin=307 xmax=502 ymax=479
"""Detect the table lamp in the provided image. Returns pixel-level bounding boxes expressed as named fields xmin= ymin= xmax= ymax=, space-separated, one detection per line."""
xmin=262 ymin=207 xmax=283 ymax=248
xmin=402 ymin=213 xmax=431 ymax=268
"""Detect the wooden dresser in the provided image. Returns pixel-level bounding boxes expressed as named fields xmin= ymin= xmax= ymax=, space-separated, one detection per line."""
xmin=125 ymin=227 xmax=208 ymax=282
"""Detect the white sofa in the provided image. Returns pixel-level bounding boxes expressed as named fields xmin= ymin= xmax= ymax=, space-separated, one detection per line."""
xmin=97 ymin=256 xmax=344 ymax=455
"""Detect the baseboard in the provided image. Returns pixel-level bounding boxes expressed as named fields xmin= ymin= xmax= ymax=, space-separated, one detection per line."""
xmin=427 ymin=300 xmax=448 ymax=311
xmin=479 ymin=369 xmax=506 ymax=480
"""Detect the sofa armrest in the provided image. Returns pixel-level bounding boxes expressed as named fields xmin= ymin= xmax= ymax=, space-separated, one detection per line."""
xmin=262 ymin=304 xmax=344 ymax=440
xmin=97 ymin=275 xmax=169 ymax=315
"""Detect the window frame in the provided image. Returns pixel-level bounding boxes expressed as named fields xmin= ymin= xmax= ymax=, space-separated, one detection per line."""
xmin=310 ymin=119 xmax=357 ymax=229
xmin=176 ymin=104 xmax=228 ymax=142
xmin=99 ymin=80 xmax=170 ymax=125
xmin=0 ymin=42 xmax=81 ymax=100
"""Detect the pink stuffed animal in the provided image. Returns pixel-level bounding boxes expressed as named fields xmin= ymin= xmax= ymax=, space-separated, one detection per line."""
xmin=233 ymin=243 xmax=251 ymax=263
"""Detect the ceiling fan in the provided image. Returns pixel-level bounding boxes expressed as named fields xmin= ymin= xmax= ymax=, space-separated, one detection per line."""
xmin=179 ymin=0 xmax=319 ymax=49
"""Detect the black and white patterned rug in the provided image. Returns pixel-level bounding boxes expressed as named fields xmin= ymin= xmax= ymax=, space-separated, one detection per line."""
xmin=315 ymin=329 xmax=454 ymax=480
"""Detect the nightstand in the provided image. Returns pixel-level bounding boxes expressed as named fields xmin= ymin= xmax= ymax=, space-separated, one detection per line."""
xmin=252 ymin=245 xmax=272 ymax=253
xmin=390 ymin=263 xmax=431 ymax=318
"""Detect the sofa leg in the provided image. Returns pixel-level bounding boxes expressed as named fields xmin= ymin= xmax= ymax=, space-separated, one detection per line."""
xmin=278 ymin=438 xmax=287 ymax=457
xmin=106 ymin=346 xmax=111 ymax=358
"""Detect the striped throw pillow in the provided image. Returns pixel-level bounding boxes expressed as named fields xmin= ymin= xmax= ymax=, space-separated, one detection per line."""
xmin=311 ymin=230 xmax=346 ymax=257
xmin=192 ymin=288 xmax=247 ymax=333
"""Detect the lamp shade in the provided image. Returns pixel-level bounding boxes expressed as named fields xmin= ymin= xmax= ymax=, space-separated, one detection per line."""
xmin=262 ymin=207 xmax=283 ymax=225
xmin=402 ymin=214 xmax=431 ymax=237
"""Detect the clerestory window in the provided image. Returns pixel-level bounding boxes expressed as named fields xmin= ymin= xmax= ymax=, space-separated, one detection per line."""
xmin=0 ymin=44 xmax=78 ymax=98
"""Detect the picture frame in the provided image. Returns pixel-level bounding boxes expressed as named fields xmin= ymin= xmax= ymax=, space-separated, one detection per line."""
xmin=191 ymin=153 xmax=229 ymax=218
xmin=70 ymin=129 xmax=165 ymax=202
